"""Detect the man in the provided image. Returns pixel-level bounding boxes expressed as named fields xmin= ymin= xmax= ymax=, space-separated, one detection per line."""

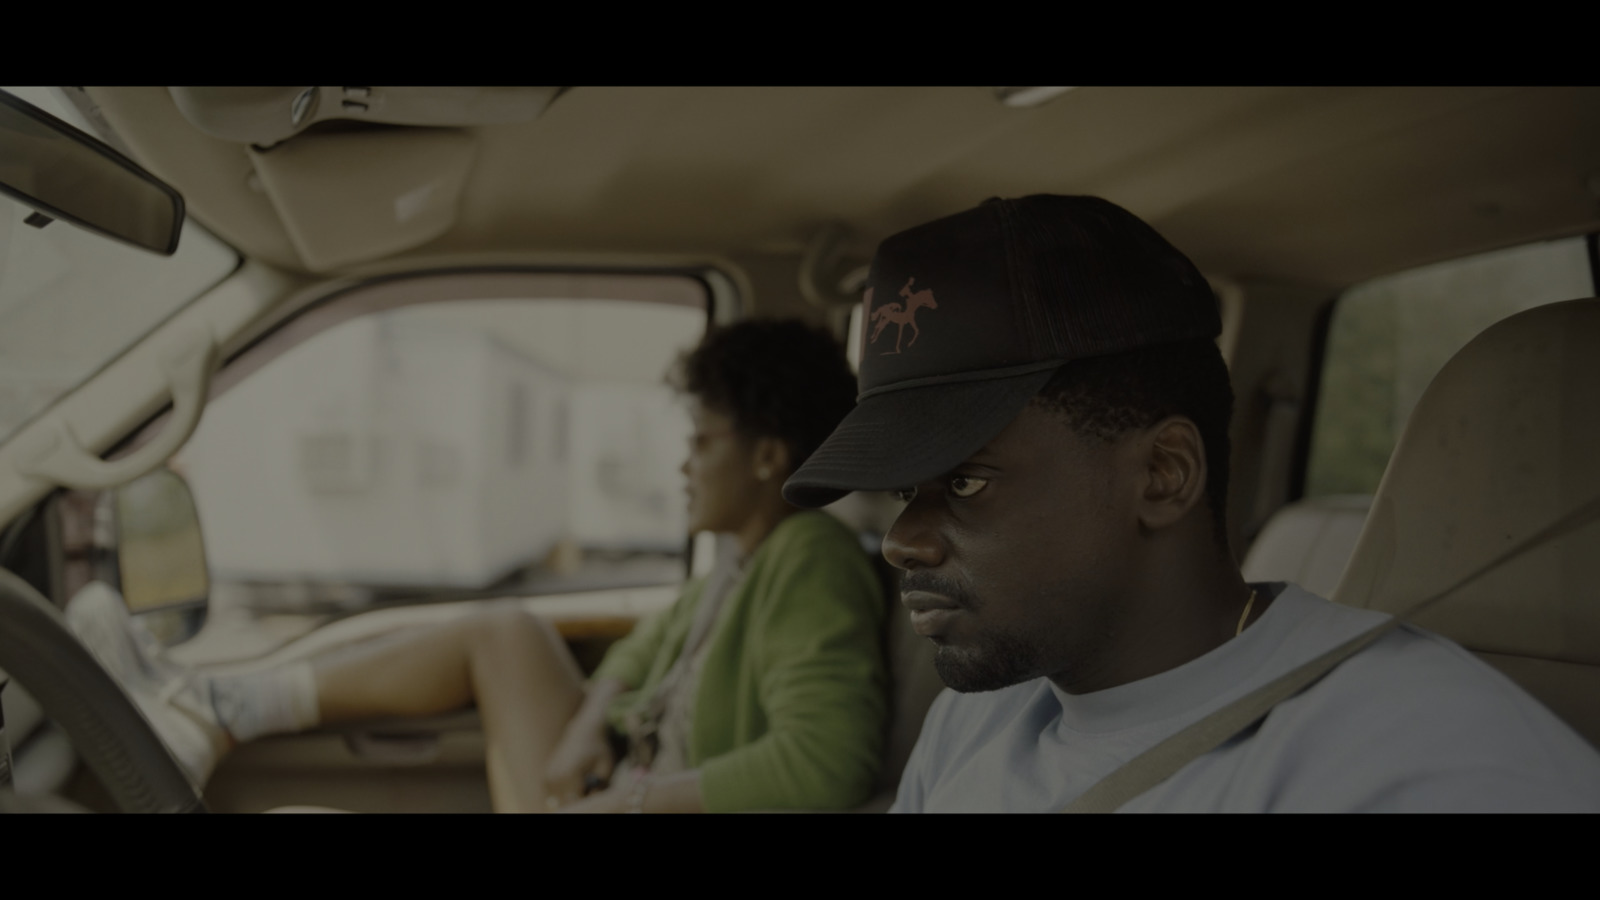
xmin=782 ymin=194 xmax=1600 ymax=812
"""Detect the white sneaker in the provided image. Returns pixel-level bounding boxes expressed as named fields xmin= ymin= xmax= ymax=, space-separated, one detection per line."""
xmin=64 ymin=583 xmax=231 ymax=787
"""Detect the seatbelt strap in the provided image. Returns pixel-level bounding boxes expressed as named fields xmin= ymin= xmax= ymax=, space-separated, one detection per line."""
xmin=1062 ymin=492 xmax=1600 ymax=813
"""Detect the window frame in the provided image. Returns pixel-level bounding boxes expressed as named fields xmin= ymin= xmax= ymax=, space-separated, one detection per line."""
xmin=102 ymin=265 xmax=722 ymax=621
xmin=110 ymin=266 xmax=718 ymax=458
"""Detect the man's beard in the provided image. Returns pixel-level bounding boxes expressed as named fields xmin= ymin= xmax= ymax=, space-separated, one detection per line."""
xmin=901 ymin=570 xmax=1049 ymax=693
xmin=932 ymin=629 xmax=1049 ymax=693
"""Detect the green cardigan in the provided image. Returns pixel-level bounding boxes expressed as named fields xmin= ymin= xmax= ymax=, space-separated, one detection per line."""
xmin=594 ymin=511 xmax=888 ymax=812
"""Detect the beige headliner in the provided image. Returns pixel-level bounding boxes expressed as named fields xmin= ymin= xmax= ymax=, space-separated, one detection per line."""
xmin=86 ymin=86 xmax=1600 ymax=291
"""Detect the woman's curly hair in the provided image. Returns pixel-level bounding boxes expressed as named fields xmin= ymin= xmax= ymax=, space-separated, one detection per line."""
xmin=667 ymin=319 xmax=858 ymax=468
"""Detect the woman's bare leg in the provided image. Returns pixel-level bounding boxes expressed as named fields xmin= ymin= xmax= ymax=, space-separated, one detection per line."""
xmin=310 ymin=603 xmax=587 ymax=813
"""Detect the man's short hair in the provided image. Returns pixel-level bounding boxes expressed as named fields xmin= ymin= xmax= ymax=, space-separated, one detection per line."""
xmin=1032 ymin=337 xmax=1234 ymax=544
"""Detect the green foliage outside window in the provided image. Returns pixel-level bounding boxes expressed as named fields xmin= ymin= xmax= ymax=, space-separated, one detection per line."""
xmin=1305 ymin=238 xmax=1593 ymax=498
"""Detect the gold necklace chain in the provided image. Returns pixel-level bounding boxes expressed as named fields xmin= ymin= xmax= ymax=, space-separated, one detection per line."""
xmin=1235 ymin=588 xmax=1258 ymax=637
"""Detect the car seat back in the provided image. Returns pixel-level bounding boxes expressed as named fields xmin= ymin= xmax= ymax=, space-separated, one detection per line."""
xmin=827 ymin=490 xmax=945 ymax=811
xmin=1332 ymin=297 xmax=1600 ymax=747
xmin=870 ymin=557 xmax=942 ymax=805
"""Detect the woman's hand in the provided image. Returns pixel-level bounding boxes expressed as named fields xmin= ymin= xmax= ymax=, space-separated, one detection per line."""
xmin=555 ymin=773 xmax=634 ymax=814
xmin=543 ymin=677 xmax=627 ymax=806
xmin=553 ymin=769 xmax=704 ymax=814
xmin=544 ymin=719 xmax=616 ymax=805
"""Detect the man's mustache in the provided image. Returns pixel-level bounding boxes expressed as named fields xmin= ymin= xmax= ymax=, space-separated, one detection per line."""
xmin=898 ymin=570 xmax=983 ymax=611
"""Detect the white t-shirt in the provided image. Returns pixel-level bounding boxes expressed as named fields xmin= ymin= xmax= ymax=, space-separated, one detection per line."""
xmin=891 ymin=584 xmax=1600 ymax=812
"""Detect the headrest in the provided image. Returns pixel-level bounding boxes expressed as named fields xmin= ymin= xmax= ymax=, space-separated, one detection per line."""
xmin=1334 ymin=298 xmax=1600 ymax=667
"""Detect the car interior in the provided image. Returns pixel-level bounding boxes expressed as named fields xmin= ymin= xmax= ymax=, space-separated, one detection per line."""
xmin=0 ymin=86 xmax=1596 ymax=813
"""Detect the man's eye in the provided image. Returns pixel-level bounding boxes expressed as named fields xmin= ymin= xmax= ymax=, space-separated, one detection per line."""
xmin=891 ymin=488 xmax=917 ymax=502
xmin=948 ymin=476 xmax=988 ymax=498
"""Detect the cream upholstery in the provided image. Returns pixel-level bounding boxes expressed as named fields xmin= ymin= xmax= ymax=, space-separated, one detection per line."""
xmin=1241 ymin=495 xmax=1372 ymax=600
xmin=824 ymin=496 xmax=946 ymax=810
xmin=874 ymin=563 xmax=943 ymax=805
xmin=827 ymin=552 xmax=942 ymax=813
xmin=1332 ymin=298 xmax=1600 ymax=748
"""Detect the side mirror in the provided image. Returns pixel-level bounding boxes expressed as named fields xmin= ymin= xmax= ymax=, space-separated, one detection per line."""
xmin=0 ymin=89 xmax=185 ymax=255
xmin=110 ymin=468 xmax=209 ymax=645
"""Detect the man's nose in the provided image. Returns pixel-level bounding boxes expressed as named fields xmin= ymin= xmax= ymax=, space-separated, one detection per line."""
xmin=882 ymin=498 xmax=945 ymax=571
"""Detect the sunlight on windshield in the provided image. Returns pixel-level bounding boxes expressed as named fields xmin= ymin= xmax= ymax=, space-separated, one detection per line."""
xmin=0 ymin=87 xmax=239 ymax=446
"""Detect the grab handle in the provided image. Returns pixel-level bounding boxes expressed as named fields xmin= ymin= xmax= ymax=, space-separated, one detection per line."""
xmin=18 ymin=327 xmax=217 ymax=490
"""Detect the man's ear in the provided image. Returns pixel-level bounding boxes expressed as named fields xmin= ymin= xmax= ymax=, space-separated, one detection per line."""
xmin=753 ymin=436 xmax=793 ymax=483
xmin=1136 ymin=416 xmax=1207 ymax=532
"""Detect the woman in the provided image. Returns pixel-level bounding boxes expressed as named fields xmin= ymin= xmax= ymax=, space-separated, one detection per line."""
xmin=69 ymin=319 xmax=889 ymax=813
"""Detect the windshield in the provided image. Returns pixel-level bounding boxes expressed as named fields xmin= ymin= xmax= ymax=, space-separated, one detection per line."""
xmin=0 ymin=86 xmax=239 ymax=446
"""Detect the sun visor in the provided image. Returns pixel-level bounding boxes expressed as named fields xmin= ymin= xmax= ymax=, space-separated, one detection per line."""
xmin=169 ymin=87 xmax=563 ymax=146
xmin=247 ymin=128 xmax=477 ymax=272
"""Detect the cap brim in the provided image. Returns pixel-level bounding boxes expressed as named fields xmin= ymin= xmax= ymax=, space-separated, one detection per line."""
xmin=783 ymin=366 xmax=1060 ymax=508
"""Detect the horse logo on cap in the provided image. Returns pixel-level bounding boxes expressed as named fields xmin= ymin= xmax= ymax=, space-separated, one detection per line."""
xmin=869 ymin=277 xmax=938 ymax=355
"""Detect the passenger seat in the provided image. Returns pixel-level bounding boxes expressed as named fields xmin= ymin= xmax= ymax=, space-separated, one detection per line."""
xmin=826 ymin=492 xmax=945 ymax=812
xmin=860 ymin=547 xmax=942 ymax=811
xmin=1332 ymin=297 xmax=1600 ymax=748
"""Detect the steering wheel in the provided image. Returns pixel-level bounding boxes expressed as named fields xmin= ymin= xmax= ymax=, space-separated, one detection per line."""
xmin=0 ymin=567 xmax=205 ymax=813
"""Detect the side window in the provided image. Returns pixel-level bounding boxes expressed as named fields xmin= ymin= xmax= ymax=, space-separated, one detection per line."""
xmin=173 ymin=289 xmax=707 ymax=619
xmin=1305 ymin=237 xmax=1594 ymax=497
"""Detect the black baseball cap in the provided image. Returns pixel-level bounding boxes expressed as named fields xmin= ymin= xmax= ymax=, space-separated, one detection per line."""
xmin=783 ymin=194 xmax=1221 ymax=508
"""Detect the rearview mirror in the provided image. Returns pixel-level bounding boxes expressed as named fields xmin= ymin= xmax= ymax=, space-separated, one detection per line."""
xmin=0 ymin=89 xmax=184 ymax=255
